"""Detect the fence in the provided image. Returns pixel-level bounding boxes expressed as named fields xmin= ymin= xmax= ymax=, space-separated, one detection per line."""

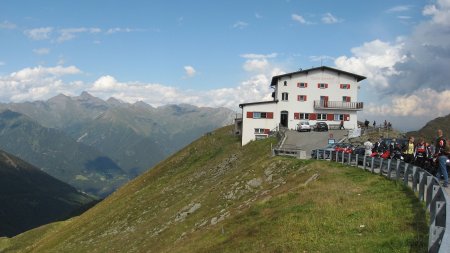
xmin=312 ymin=149 xmax=449 ymax=253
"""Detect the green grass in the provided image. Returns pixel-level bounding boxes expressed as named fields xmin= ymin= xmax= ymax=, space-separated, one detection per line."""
xmin=0 ymin=126 xmax=428 ymax=252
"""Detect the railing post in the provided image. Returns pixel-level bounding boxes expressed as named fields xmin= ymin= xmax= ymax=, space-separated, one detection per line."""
xmin=355 ymin=154 xmax=359 ymax=167
xmin=347 ymin=153 xmax=351 ymax=165
xmin=370 ymin=157 xmax=375 ymax=173
xmin=418 ymin=172 xmax=426 ymax=202
xmin=341 ymin=151 xmax=345 ymax=164
xmin=426 ymin=176 xmax=435 ymax=209
xmin=387 ymin=159 xmax=392 ymax=179
xmin=379 ymin=158 xmax=384 ymax=175
xmin=335 ymin=151 xmax=339 ymax=163
xmin=412 ymin=166 xmax=418 ymax=192
xmin=395 ymin=159 xmax=401 ymax=181
xmin=363 ymin=155 xmax=367 ymax=170
xmin=403 ymin=163 xmax=409 ymax=186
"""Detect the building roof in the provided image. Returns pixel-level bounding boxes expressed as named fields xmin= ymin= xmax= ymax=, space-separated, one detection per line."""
xmin=239 ymin=100 xmax=278 ymax=108
xmin=270 ymin=66 xmax=366 ymax=87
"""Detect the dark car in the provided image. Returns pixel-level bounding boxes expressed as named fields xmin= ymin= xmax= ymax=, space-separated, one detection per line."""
xmin=315 ymin=122 xmax=329 ymax=132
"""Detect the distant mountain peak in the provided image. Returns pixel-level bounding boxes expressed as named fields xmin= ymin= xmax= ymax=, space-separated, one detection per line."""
xmin=106 ymin=97 xmax=124 ymax=106
xmin=0 ymin=109 xmax=24 ymax=120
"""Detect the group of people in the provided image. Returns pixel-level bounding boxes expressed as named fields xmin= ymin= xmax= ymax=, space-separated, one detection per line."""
xmin=363 ymin=129 xmax=448 ymax=188
xmin=362 ymin=119 xmax=392 ymax=130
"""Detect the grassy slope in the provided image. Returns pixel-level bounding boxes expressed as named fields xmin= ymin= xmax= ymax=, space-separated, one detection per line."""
xmin=0 ymin=126 xmax=428 ymax=252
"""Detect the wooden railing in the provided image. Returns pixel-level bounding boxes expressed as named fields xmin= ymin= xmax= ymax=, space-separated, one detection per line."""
xmin=314 ymin=100 xmax=364 ymax=110
xmin=312 ymin=150 xmax=449 ymax=253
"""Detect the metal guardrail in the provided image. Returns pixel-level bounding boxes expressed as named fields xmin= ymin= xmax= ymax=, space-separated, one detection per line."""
xmin=312 ymin=149 xmax=449 ymax=253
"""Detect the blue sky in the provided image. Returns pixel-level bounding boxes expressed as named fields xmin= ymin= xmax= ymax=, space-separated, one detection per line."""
xmin=1 ymin=0 xmax=450 ymax=131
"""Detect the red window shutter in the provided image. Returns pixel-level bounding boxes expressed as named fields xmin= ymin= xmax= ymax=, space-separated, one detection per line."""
xmin=309 ymin=113 xmax=317 ymax=120
xmin=294 ymin=113 xmax=299 ymax=119
xmin=246 ymin=112 xmax=253 ymax=118
xmin=344 ymin=114 xmax=350 ymax=121
xmin=297 ymin=95 xmax=301 ymax=101
xmin=327 ymin=114 xmax=334 ymax=121
xmin=317 ymin=83 xmax=320 ymax=88
xmin=340 ymin=84 xmax=343 ymax=89
xmin=325 ymin=83 xmax=328 ymax=88
xmin=267 ymin=112 xmax=273 ymax=119
xmin=305 ymin=83 xmax=308 ymax=88
xmin=297 ymin=83 xmax=300 ymax=88
xmin=264 ymin=129 xmax=270 ymax=134
xmin=346 ymin=97 xmax=351 ymax=102
xmin=348 ymin=84 xmax=351 ymax=89
xmin=304 ymin=95 xmax=307 ymax=101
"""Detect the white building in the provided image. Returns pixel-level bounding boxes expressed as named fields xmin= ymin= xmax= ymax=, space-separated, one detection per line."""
xmin=239 ymin=66 xmax=366 ymax=146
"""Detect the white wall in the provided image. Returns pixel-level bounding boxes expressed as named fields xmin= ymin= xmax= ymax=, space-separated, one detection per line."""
xmin=241 ymin=103 xmax=278 ymax=145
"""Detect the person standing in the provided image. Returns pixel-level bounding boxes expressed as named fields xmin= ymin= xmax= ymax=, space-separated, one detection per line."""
xmin=340 ymin=119 xmax=345 ymax=130
xmin=435 ymin=129 xmax=448 ymax=188
xmin=373 ymin=120 xmax=376 ymax=128
xmin=404 ymin=136 xmax=415 ymax=163
xmin=364 ymin=138 xmax=373 ymax=156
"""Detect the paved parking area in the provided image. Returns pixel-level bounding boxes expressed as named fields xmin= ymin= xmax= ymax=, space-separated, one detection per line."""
xmin=282 ymin=129 xmax=348 ymax=158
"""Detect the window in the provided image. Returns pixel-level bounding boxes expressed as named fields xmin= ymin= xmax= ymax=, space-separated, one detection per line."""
xmin=340 ymin=84 xmax=350 ymax=89
xmin=283 ymin=81 xmax=287 ymax=86
xmin=282 ymin=92 xmax=289 ymax=101
xmin=334 ymin=114 xmax=344 ymax=121
xmin=342 ymin=96 xmax=351 ymax=102
xmin=297 ymin=82 xmax=308 ymax=88
xmin=297 ymin=95 xmax=307 ymax=101
xmin=249 ymin=112 xmax=273 ymax=119
xmin=300 ymin=113 xmax=309 ymax=120
xmin=317 ymin=113 xmax=327 ymax=120
xmin=255 ymin=128 xmax=265 ymax=134
xmin=317 ymin=83 xmax=328 ymax=89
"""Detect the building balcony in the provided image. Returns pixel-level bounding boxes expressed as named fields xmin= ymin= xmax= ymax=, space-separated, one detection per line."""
xmin=314 ymin=100 xmax=363 ymax=111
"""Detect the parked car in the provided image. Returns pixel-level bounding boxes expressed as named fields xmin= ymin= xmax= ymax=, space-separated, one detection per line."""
xmin=297 ymin=121 xmax=311 ymax=132
xmin=314 ymin=122 xmax=329 ymax=132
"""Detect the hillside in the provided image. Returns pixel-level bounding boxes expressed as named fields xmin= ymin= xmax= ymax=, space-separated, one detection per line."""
xmin=407 ymin=113 xmax=450 ymax=142
xmin=0 ymin=110 xmax=128 ymax=197
xmin=0 ymin=92 xmax=235 ymax=177
xmin=0 ymin=126 xmax=427 ymax=252
xmin=0 ymin=148 xmax=97 ymax=237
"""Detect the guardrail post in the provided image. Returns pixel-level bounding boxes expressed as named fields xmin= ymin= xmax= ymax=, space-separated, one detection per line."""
xmin=430 ymin=185 xmax=444 ymax=220
xmin=335 ymin=151 xmax=339 ymax=162
xmin=387 ymin=159 xmax=392 ymax=179
xmin=428 ymin=224 xmax=445 ymax=253
xmin=418 ymin=172 xmax=426 ymax=202
xmin=363 ymin=155 xmax=367 ymax=170
xmin=341 ymin=151 xmax=345 ymax=164
xmin=379 ymin=158 xmax=384 ymax=175
xmin=348 ymin=153 xmax=351 ymax=165
xmin=403 ymin=163 xmax=409 ymax=186
xmin=355 ymin=154 xmax=359 ymax=167
xmin=426 ymin=176 xmax=435 ymax=209
xmin=412 ymin=166 xmax=418 ymax=192
xmin=395 ymin=159 xmax=401 ymax=181
xmin=370 ymin=157 xmax=375 ymax=173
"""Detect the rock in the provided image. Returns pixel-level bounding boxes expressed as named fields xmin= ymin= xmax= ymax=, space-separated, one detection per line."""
xmin=247 ymin=178 xmax=262 ymax=188
xmin=211 ymin=217 xmax=218 ymax=225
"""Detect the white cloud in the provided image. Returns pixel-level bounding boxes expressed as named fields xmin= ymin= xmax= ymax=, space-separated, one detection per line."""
xmin=233 ymin=21 xmax=248 ymax=29
xmin=0 ymin=65 xmax=83 ymax=102
xmin=24 ymin=27 xmax=53 ymax=40
xmin=335 ymin=39 xmax=406 ymax=89
xmin=0 ymin=20 xmax=16 ymax=30
xmin=106 ymin=27 xmax=143 ymax=34
xmin=57 ymin=27 xmax=101 ymax=42
xmin=386 ymin=5 xmax=413 ymax=13
xmin=33 ymin=48 xmax=50 ymax=55
xmin=241 ymin=53 xmax=278 ymax=72
xmin=423 ymin=0 xmax=450 ymax=25
xmin=255 ymin=13 xmax=263 ymax=19
xmin=321 ymin=13 xmax=342 ymax=24
xmin=291 ymin=14 xmax=309 ymax=24
xmin=183 ymin=66 xmax=196 ymax=78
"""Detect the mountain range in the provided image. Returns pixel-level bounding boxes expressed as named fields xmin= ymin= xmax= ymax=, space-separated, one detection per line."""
xmin=406 ymin=113 xmax=450 ymax=143
xmin=0 ymin=92 xmax=235 ymax=196
xmin=0 ymin=148 xmax=96 ymax=237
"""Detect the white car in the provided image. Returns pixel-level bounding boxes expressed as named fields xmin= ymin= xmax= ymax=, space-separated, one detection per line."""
xmin=297 ymin=121 xmax=311 ymax=132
